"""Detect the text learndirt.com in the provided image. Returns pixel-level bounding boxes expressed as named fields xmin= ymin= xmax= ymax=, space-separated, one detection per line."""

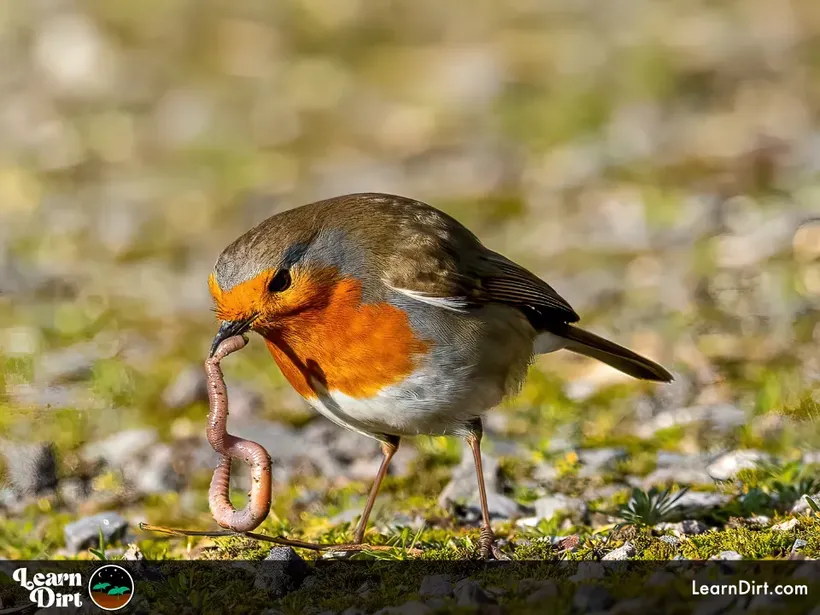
xmin=692 ymin=579 xmax=809 ymax=597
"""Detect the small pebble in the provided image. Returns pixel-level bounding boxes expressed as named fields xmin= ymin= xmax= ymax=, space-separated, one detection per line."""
xmin=438 ymin=445 xmax=501 ymax=508
xmin=711 ymin=550 xmax=743 ymax=560
xmin=655 ymin=519 xmax=708 ymax=536
xmin=707 ymin=450 xmax=769 ymax=481
xmin=670 ymin=491 xmax=731 ymax=511
xmin=569 ymin=562 xmax=605 ymax=582
xmin=82 ymin=429 xmax=158 ymax=468
xmin=254 ymin=547 xmax=310 ymax=598
xmin=1 ymin=440 xmax=58 ymax=495
xmin=64 ymin=512 xmax=128 ymax=553
xmin=525 ymin=582 xmax=559 ymax=605
xmin=577 ymin=447 xmax=626 ymax=476
xmin=573 ymin=584 xmax=614 ymax=612
xmin=162 ymin=365 xmax=207 ymax=409
xmin=637 ymin=404 xmax=746 ymax=438
xmin=453 ymin=578 xmax=495 ymax=606
xmin=374 ymin=601 xmax=430 ymax=615
xmin=465 ymin=490 xmax=527 ymax=521
xmin=647 ymin=570 xmax=677 ymax=586
xmin=418 ymin=574 xmax=452 ymax=597
xmin=602 ymin=541 xmax=636 ymax=561
xmin=791 ymin=494 xmax=820 ymax=514
xmin=772 ymin=518 xmax=799 ymax=531
xmin=534 ymin=494 xmax=586 ymax=520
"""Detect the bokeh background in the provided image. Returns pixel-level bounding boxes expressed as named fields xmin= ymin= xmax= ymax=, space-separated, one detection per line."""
xmin=1 ymin=0 xmax=820 ymax=566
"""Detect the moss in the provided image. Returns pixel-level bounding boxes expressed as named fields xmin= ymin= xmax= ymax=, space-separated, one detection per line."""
xmin=678 ymin=521 xmax=814 ymax=559
xmin=0 ymin=512 xmax=73 ymax=559
xmin=613 ymin=450 xmax=657 ymax=478
xmin=213 ymin=535 xmax=272 ymax=560
xmin=638 ymin=538 xmax=679 ymax=560
xmin=511 ymin=537 xmax=560 ymax=560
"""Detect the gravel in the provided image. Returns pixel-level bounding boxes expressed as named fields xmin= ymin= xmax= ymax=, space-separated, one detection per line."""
xmin=771 ymin=518 xmax=799 ymax=531
xmin=254 ymin=547 xmax=310 ymax=598
xmin=162 ymin=365 xmax=208 ymax=409
xmin=577 ymin=447 xmax=627 ymax=475
xmin=659 ymin=535 xmax=680 ymax=546
xmin=670 ymin=491 xmax=732 ymax=511
xmin=791 ymin=493 xmax=820 ymax=514
xmin=602 ymin=541 xmax=636 ymax=561
xmin=636 ymin=404 xmax=747 ymax=438
xmin=82 ymin=430 xmax=180 ymax=495
xmin=523 ymin=580 xmax=558 ymax=604
xmin=229 ymin=420 xmax=313 ymax=482
xmin=792 ymin=538 xmax=808 ymax=553
xmin=1 ymin=440 xmax=58 ymax=495
xmin=453 ymin=579 xmax=495 ymax=606
xmin=463 ymin=491 xmax=528 ymax=522
xmin=438 ymin=445 xmax=504 ymax=511
xmin=418 ymin=574 xmax=452 ymax=597
xmin=707 ymin=450 xmax=769 ymax=481
xmin=655 ymin=520 xmax=709 ymax=536
xmin=82 ymin=429 xmax=158 ymax=468
xmin=303 ymin=418 xmax=382 ymax=465
xmin=135 ymin=443 xmax=181 ymax=494
xmin=534 ymin=494 xmax=587 ymax=521
xmin=572 ymin=584 xmax=615 ymax=612
xmin=711 ymin=550 xmax=744 ymax=560
xmin=35 ymin=342 xmax=104 ymax=384
xmin=374 ymin=601 xmax=431 ymax=615
xmin=642 ymin=452 xmax=713 ymax=486
xmin=63 ymin=512 xmax=128 ymax=552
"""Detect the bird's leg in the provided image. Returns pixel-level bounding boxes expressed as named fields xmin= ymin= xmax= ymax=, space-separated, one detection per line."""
xmin=353 ymin=435 xmax=399 ymax=544
xmin=466 ymin=419 xmax=504 ymax=560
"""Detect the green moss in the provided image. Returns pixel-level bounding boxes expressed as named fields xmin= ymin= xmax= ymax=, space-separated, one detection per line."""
xmin=0 ymin=511 xmax=73 ymax=559
xmin=213 ymin=535 xmax=272 ymax=560
xmin=679 ymin=520 xmax=816 ymax=559
xmin=613 ymin=450 xmax=657 ymax=478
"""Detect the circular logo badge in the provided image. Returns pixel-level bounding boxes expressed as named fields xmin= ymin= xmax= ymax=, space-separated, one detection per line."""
xmin=88 ymin=564 xmax=134 ymax=611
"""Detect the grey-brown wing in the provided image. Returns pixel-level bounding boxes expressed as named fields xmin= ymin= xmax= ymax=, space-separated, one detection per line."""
xmin=378 ymin=201 xmax=579 ymax=327
xmin=479 ymin=250 xmax=580 ymax=326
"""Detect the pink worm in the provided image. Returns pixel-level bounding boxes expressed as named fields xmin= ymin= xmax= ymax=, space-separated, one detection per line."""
xmin=205 ymin=335 xmax=272 ymax=532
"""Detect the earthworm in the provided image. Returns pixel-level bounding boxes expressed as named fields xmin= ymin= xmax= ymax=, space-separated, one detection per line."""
xmin=205 ymin=334 xmax=272 ymax=532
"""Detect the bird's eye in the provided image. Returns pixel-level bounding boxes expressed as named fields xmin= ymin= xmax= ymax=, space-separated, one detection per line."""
xmin=267 ymin=269 xmax=291 ymax=293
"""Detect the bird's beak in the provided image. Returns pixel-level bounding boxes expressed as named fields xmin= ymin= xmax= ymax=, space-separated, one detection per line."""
xmin=209 ymin=317 xmax=254 ymax=357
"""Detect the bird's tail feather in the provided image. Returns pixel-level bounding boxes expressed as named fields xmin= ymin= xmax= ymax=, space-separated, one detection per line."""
xmin=549 ymin=324 xmax=673 ymax=382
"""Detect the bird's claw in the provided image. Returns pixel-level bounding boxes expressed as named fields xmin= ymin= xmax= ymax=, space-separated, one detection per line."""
xmin=478 ymin=523 xmax=510 ymax=560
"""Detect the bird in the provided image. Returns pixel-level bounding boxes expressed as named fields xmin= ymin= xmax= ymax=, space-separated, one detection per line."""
xmin=207 ymin=192 xmax=673 ymax=558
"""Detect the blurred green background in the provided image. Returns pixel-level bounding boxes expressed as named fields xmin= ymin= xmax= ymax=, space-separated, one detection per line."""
xmin=1 ymin=0 xmax=819 ymax=563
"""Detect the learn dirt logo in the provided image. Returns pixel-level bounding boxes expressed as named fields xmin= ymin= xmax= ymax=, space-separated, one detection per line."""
xmin=88 ymin=564 xmax=134 ymax=611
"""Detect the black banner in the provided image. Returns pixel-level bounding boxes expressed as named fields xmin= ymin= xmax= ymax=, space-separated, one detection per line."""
xmin=0 ymin=560 xmax=817 ymax=614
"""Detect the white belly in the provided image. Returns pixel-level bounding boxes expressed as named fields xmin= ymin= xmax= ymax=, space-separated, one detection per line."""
xmin=304 ymin=363 xmax=509 ymax=440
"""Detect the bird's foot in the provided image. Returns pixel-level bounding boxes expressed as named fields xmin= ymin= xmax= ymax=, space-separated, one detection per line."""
xmin=478 ymin=523 xmax=509 ymax=560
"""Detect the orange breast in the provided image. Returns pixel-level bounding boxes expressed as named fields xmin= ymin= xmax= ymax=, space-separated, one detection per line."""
xmin=263 ymin=277 xmax=430 ymax=400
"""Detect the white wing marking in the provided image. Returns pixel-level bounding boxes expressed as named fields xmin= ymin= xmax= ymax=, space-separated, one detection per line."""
xmin=386 ymin=284 xmax=470 ymax=313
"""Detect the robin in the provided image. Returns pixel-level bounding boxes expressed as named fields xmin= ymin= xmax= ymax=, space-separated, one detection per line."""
xmin=208 ymin=192 xmax=672 ymax=558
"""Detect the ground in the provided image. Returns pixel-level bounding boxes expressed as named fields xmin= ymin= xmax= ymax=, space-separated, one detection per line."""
xmin=0 ymin=0 xmax=819 ymax=612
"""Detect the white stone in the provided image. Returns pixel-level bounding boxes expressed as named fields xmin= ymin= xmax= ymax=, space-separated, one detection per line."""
xmin=602 ymin=541 xmax=636 ymax=561
xmin=771 ymin=518 xmax=799 ymax=531
xmin=707 ymin=450 xmax=769 ymax=480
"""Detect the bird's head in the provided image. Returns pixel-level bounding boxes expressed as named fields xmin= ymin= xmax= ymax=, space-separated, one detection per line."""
xmin=206 ymin=200 xmax=376 ymax=356
xmin=208 ymin=209 xmax=334 ymax=356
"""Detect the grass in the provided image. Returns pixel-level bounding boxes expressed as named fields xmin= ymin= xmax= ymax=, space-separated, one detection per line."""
xmin=0 ymin=2 xmax=819 ymax=613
